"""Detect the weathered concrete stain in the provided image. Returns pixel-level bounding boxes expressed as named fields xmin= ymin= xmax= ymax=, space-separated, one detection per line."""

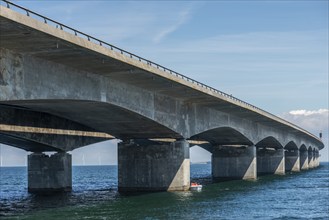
xmin=0 ymin=56 xmax=7 ymax=86
xmin=0 ymin=48 xmax=24 ymax=98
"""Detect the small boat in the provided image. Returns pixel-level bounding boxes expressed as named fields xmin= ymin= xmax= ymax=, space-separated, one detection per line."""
xmin=190 ymin=182 xmax=202 ymax=192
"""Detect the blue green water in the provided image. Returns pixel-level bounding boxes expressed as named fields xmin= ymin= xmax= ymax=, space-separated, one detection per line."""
xmin=1 ymin=163 xmax=328 ymax=219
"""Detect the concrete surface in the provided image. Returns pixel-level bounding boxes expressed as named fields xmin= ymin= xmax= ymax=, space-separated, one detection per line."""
xmin=212 ymin=145 xmax=257 ymax=181
xmin=308 ymin=150 xmax=314 ymax=169
xmin=285 ymin=150 xmax=300 ymax=172
xmin=300 ymin=150 xmax=309 ymax=170
xmin=118 ymin=139 xmax=190 ymax=192
xmin=28 ymin=152 xmax=72 ymax=193
xmin=0 ymin=2 xmax=324 ymax=194
xmin=257 ymin=148 xmax=285 ymax=175
xmin=0 ymin=105 xmax=111 ymax=151
xmin=0 ymin=5 xmax=324 ymax=154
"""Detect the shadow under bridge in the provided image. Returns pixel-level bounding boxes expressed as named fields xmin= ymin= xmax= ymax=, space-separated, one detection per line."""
xmin=0 ymin=100 xmax=183 ymax=152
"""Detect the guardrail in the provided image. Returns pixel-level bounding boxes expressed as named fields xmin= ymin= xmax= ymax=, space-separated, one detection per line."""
xmin=0 ymin=0 xmax=322 ymax=142
xmin=1 ymin=0 xmax=252 ymax=107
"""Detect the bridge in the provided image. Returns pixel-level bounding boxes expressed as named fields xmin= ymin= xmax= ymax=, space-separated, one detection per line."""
xmin=0 ymin=1 xmax=324 ymax=193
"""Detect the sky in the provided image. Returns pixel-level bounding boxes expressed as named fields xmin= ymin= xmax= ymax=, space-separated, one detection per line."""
xmin=0 ymin=0 xmax=328 ymax=165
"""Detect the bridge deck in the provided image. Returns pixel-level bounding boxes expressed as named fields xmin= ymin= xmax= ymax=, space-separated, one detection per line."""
xmin=0 ymin=2 xmax=323 ymax=150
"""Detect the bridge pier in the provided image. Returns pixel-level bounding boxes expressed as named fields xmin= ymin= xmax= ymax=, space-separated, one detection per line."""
xmin=257 ymin=148 xmax=285 ymax=175
xmin=300 ymin=150 xmax=309 ymax=170
xmin=316 ymin=151 xmax=320 ymax=167
xmin=118 ymin=139 xmax=190 ymax=192
xmin=285 ymin=150 xmax=300 ymax=172
xmin=28 ymin=152 xmax=72 ymax=193
xmin=212 ymin=145 xmax=257 ymax=181
xmin=314 ymin=151 xmax=320 ymax=167
xmin=308 ymin=150 xmax=314 ymax=169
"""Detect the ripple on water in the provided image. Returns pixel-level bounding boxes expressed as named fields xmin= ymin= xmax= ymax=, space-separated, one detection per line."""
xmin=1 ymin=163 xmax=328 ymax=219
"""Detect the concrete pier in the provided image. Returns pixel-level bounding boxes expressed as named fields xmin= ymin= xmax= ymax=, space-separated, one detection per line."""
xmin=300 ymin=150 xmax=309 ymax=170
xmin=257 ymin=148 xmax=285 ymax=175
xmin=28 ymin=152 xmax=72 ymax=193
xmin=118 ymin=139 xmax=190 ymax=192
xmin=308 ymin=150 xmax=314 ymax=168
xmin=285 ymin=150 xmax=300 ymax=172
xmin=314 ymin=151 xmax=320 ymax=167
xmin=212 ymin=145 xmax=257 ymax=181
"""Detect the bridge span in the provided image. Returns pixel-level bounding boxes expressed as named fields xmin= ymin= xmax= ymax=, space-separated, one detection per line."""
xmin=0 ymin=1 xmax=324 ymax=193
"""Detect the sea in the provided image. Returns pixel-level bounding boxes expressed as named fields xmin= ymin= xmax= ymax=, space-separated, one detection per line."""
xmin=0 ymin=163 xmax=328 ymax=220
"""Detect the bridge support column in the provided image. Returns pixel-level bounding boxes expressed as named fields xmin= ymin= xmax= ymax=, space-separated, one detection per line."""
xmin=212 ymin=145 xmax=257 ymax=181
xmin=317 ymin=152 xmax=320 ymax=167
xmin=257 ymin=148 xmax=285 ymax=175
xmin=285 ymin=150 xmax=300 ymax=172
xmin=314 ymin=151 xmax=320 ymax=167
xmin=118 ymin=139 xmax=190 ymax=192
xmin=300 ymin=150 xmax=309 ymax=170
xmin=28 ymin=152 xmax=72 ymax=193
xmin=308 ymin=150 xmax=314 ymax=169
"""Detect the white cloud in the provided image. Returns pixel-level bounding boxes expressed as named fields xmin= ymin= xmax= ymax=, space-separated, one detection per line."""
xmin=132 ymin=29 xmax=327 ymax=84
xmin=158 ymin=30 xmax=327 ymax=54
xmin=14 ymin=2 xmax=198 ymax=46
xmin=153 ymin=7 xmax=192 ymax=43
xmin=141 ymin=30 xmax=328 ymax=108
xmin=281 ymin=109 xmax=329 ymax=161
xmin=282 ymin=108 xmax=328 ymax=132
xmin=289 ymin=109 xmax=328 ymax=116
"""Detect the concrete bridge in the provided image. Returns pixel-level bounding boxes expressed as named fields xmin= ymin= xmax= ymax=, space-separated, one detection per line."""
xmin=0 ymin=1 xmax=324 ymax=193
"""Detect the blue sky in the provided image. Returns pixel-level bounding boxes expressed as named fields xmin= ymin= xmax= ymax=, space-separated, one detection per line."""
xmin=0 ymin=0 xmax=328 ymax=164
